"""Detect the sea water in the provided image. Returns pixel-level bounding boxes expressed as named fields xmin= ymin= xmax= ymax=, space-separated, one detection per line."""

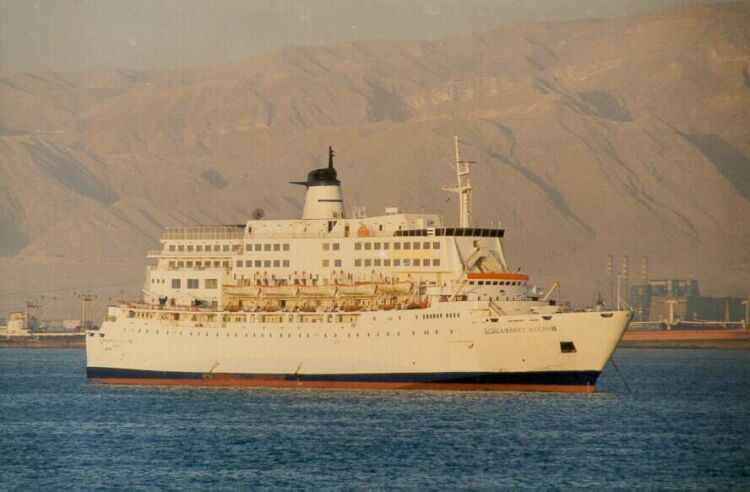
xmin=1 ymin=348 xmax=749 ymax=490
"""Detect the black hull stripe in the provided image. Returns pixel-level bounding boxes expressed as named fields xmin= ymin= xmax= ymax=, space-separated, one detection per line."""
xmin=87 ymin=368 xmax=600 ymax=386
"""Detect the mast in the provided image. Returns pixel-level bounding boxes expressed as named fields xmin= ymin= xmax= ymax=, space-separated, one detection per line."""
xmin=443 ymin=136 xmax=475 ymax=227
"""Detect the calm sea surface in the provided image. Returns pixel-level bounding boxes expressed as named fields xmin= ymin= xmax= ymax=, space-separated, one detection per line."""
xmin=1 ymin=348 xmax=749 ymax=490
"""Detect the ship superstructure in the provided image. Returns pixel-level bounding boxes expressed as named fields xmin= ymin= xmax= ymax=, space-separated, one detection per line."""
xmin=87 ymin=141 xmax=630 ymax=392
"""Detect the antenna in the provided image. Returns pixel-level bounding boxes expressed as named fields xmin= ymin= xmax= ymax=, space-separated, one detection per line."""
xmin=328 ymin=146 xmax=335 ymax=169
xmin=442 ymin=136 xmax=476 ymax=228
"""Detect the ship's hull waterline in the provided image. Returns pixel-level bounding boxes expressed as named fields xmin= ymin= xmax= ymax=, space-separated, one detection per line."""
xmin=87 ymin=368 xmax=600 ymax=393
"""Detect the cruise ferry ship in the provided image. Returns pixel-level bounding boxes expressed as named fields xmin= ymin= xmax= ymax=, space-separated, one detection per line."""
xmin=86 ymin=140 xmax=631 ymax=392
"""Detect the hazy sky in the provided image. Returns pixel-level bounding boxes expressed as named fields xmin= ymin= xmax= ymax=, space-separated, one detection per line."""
xmin=0 ymin=0 xmax=728 ymax=73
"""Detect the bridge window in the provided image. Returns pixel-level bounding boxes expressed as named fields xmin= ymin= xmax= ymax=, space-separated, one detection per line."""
xmin=187 ymin=279 xmax=199 ymax=289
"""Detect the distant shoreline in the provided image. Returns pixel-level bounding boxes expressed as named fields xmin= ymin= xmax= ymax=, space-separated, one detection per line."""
xmin=0 ymin=336 xmax=85 ymax=349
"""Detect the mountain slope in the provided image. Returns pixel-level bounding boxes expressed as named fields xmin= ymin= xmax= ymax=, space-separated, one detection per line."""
xmin=1 ymin=3 xmax=748 ymax=316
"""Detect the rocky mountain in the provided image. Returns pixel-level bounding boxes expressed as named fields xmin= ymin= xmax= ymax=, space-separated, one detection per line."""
xmin=1 ymin=3 xmax=749 ymax=317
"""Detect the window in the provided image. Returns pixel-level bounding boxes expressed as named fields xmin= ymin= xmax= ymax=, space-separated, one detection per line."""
xmin=264 ymin=260 xmax=271 ymax=267
xmin=374 ymin=242 xmax=381 ymax=250
xmin=394 ymin=259 xmax=401 ymax=266
xmin=332 ymin=243 xmax=340 ymax=251
xmin=423 ymin=242 xmax=430 ymax=249
xmin=213 ymin=245 xmax=220 ymax=252
xmin=254 ymin=244 xmax=261 ymax=251
xmin=374 ymin=259 xmax=381 ymax=266
xmin=223 ymin=244 xmax=230 ymax=252
xmin=186 ymin=261 xmax=193 ymax=268
xmin=403 ymin=259 xmax=411 ymax=266
xmin=323 ymin=243 xmax=330 ymax=251
xmin=172 ymin=279 xmax=181 ymax=288
xmin=245 ymin=260 xmax=253 ymax=267
xmin=236 ymin=260 xmax=243 ymax=267
xmin=364 ymin=259 xmax=372 ymax=267
xmin=413 ymin=259 xmax=420 ymax=266
xmin=283 ymin=260 xmax=290 ymax=267
xmin=233 ymin=245 xmax=241 ymax=251
xmin=264 ymin=244 xmax=271 ymax=251
xmin=169 ymin=261 xmax=176 ymax=268
xmin=404 ymin=242 xmax=411 ymax=250
xmin=432 ymin=259 xmax=440 ymax=267
xmin=334 ymin=259 xmax=342 ymax=267
xmin=254 ymin=260 xmax=262 ymax=267
xmin=413 ymin=242 xmax=420 ymax=250
xmin=355 ymin=243 xmax=362 ymax=250
xmin=383 ymin=242 xmax=390 ymax=250
xmin=187 ymin=279 xmax=199 ymax=289
xmin=273 ymin=244 xmax=280 ymax=251
xmin=322 ymin=259 xmax=330 ymax=267
xmin=364 ymin=243 xmax=372 ymax=250
xmin=178 ymin=245 xmax=185 ymax=252
xmin=433 ymin=242 xmax=440 ymax=249
xmin=384 ymin=259 xmax=391 ymax=267
xmin=177 ymin=261 xmax=185 ymax=268
xmin=222 ymin=261 xmax=229 ymax=267
xmin=169 ymin=245 xmax=176 ymax=251
xmin=355 ymin=259 xmax=362 ymax=267
xmin=212 ymin=261 xmax=220 ymax=267
xmin=196 ymin=245 xmax=203 ymax=252
xmin=283 ymin=244 xmax=290 ymax=251
xmin=394 ymin=242 xmax=401 ymax=250
xmin=205 ymin=279 xmax=218 ymax=289
xmin=273 ymin=260 xmax=280 ymax=267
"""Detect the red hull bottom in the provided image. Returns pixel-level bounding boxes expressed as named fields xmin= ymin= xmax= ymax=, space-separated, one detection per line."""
xmin=90 ymin=377 xmax=596 ymax=393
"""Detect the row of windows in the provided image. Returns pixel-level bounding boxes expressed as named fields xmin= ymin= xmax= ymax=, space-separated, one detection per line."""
xmin=469 ymin=280 xmax=524 ymax=286
xmin=235 ymin=259 xmax=293 ymax=268
xmin=125 ymin=328 xmax=456 ymax=338
xmin=355 ymin=241 xmax=440 ymax=251
xmin=167 ymin=241 xmax=440 ymax=254
xmin=354 ymin=258 xmax=440 ymax=267
xmin=170 ymin=278 xmax=218 ymax=289
xmin=169 ymin=244 xmax=240 ymax=253
xmin=423 ymin=312 xmax=460 ymax=320
xmin=169 ymin=260 xmax=229 ymax=269
xmin=246 ymin=243 xmax=291 ymax=252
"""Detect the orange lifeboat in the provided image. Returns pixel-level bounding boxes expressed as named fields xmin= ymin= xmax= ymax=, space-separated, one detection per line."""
xmin=357 ymin=225 xmax=370 ymax=237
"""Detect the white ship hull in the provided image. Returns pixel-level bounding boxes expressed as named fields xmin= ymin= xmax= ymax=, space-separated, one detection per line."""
xmin=86 ymin=304 xmax=630 ymax=392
